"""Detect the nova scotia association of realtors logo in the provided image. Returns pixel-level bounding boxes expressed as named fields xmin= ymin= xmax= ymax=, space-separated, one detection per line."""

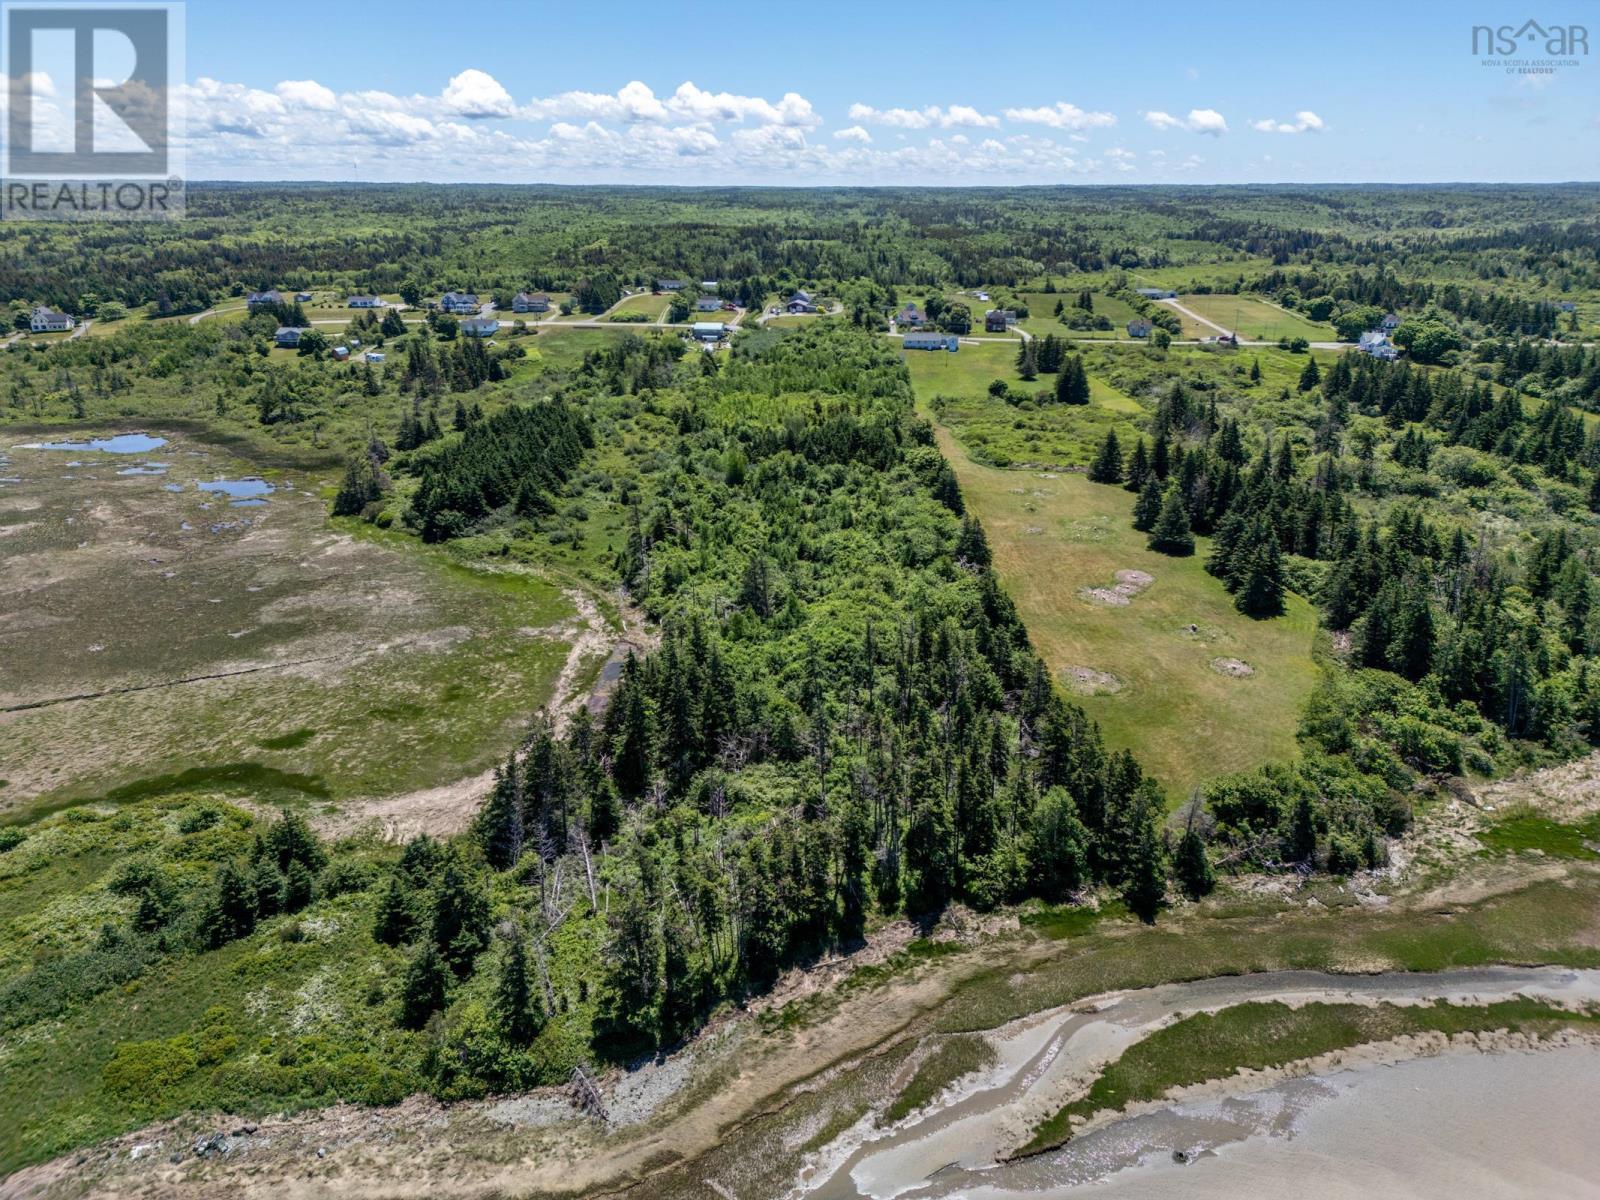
xmin=1472 ymin=18 xmax=1589 ymax=75
xmin=2 ymin=1 xmax=185 ymax=219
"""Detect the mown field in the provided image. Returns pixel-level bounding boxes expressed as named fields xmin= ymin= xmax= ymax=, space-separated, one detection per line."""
xmin=1178 ymin=294 xmax=1334 ymax=342
xmin=904 ymin=338 xmax=1327 ymax=798
xmin=1015 ymin=291 xmax=1141 ymax=339
xmin=927 ymin=427 xmax=1319 ymax=799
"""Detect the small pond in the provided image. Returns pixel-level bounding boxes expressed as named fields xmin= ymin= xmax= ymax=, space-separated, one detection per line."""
xmin=195 ymin=477 xmax=274 ymax=499
xmin=22 ymin=433 xmax=169 ymax=454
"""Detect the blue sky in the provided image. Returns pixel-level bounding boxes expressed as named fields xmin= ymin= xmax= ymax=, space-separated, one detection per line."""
xmin=164 ymin=0 xmax=1595 ymax=183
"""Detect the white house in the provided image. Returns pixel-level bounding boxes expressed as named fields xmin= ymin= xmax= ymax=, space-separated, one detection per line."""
xmin=30 ymin=306 xmax=74 ymax=333
xmin=1359 ymin=330 xmax=1398 ymax=360
xmin=695 ymin=296 xmax=722 ymax=312
xmin=347 ymin=295 xmax=382 ymax=308
xmin=439 ymin=291 xmax=480 ymax=315
xmin=657 ymin=279 xmax=686 ymax=292
xmin=460 ymin=317 xmax=500 ymax=338
xmin=786 ymin=290 xmax=818 ymax=314
xmin=365 ymin=351 xmax=385 ymax=363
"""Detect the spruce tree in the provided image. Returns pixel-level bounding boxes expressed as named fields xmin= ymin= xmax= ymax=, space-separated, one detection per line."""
xmin=1120 ymin=790 xmax=1168 ymax=924
xmin=1054 ymin=356 xmax=1090 ymax=405
xmin=1288 ymin=792 xmax=1318 ymax=864
xmin=1234 ymin=539 xmax=1286 ymax=617
xmin=373 ymin=872 xmax=417 ymax=945
xmin=496 ymin=936 xmax=545 ymax=1044
xmin=203 ymin=860 xmax=257 ymax=947
xmin=400 ymin=941 xmax=449 ymax=1029
xmin=955 ymin=515 xmax=993 ymax=568
xmin=1124 ymin=437 xmax=1150 ymax=493
xmin=283 ymin=859 xmax=314 ymax=913
xmin=430 ymin=857 xmax=490 ymax=976
xmin=1148 ymin=484 xmax=1195 ymax=555
xmin=1132 ymin=475 xmax=1164 ymax=532
xmin=1088 ymin=429 xmax=1123 ymax=484
xmin=1249 ymin=357 xmax=1262 ymax=383
xmin=1298 ymin=355 xmax=1321 ymax=392
xmin=477 ymin=752 xmax=525 ymax=870
xmin=1174 ymin=828 xmax=1216 ymax=900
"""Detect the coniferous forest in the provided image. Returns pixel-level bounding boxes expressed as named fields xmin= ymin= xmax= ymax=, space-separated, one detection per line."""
xmin=6 ymin=183 xmax=1600 ymax=1183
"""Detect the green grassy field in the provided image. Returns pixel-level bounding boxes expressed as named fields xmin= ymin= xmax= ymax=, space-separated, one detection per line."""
xmin=906 ymin=338 xmax=1143 ymax=468
xmin=606 ymin=293 xmax=670 ymax=321
xmin=1177 ymin=294 xmax=1334 ymax=342
xmin=912 ymin=383 xmax=1319 ymax=798
xmin=1015 ymin=291 xmax=1141 ymax=339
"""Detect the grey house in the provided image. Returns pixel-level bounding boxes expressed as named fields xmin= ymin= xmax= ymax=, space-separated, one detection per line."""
xmin=513 ymin=292 xmax=551 ymax=313
xmin=903 ymin=331 xmax=958 ymax=352
xmin=439 ymin=291 xmax=481 ymax=314
xmin=1127 ymin=318 xmax=1154 ymax=338
xmin=274 ymin=327 xmax=302 ymax=347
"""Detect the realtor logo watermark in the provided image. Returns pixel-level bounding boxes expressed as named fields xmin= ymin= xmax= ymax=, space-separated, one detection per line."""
xmin=2 ymin=1 xmax=184 ymax=219
xmin=1472 ymin=18 xmax=1588 ymax=75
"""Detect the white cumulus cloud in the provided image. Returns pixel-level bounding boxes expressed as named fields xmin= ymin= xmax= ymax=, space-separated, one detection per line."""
xmin=1144 ymin=108 xmax=1228 ymax=136
xmin=1249 ymin=110 xmax=1324 ymax=133
xmin=525 ymin=80 xmax=817 ymax=126
xmin=847 ymin=102 xmax=999 ymax=130
xmin=442 ymin=69 xmax=516 ymax=118
xmin=275 ymin=79 xmax=337 ymax=111
xmin=833 ymin=125 xmax=872 ymax=143
xmin=1004 ymin=101 xmax=1116 ymax=131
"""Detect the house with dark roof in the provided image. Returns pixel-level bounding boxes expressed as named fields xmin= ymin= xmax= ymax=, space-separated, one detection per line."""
xmin=903 ymin=331 xmax=959 ymax=352
xmin=294 ymin=292 xmax=314 ymax=303
xmin=786 ymin=290 xmax=818 ymax=314
xmin=985 ymin=309 xmax=1016 ymax=333
xmin=29 ymin=306 xmax=74 ymax=333
xmin=274 ymin=327 xmax=302 ymax=347
xmin=1127 ymin=318 xmax=1154 ymax=338
xmin=460 ymin=317 xmax=500 ymax=338
xmin=896 ymin=304 xmax=925 ymax=327
xmin=657 ymin=279 xmax=686 ymax=292
xmin=1557 ymin=301 xmax=1577 ymax=313
xmin=247 ymin=289 xmax=284 ymax=310
xmin=695 ymin=296 xmax=722 ymax=312
xmin=1135 ymin=288 xmax=1176 ymax=300
xmin=692 ymin=321 xmax=727 ymax=341
xmin=439 ymin=291 xmax=480 ymax=315
xmin=1380 ymin=312 xmax=1401 ymax=331
xmin=513 ymin=292 xmax=551 ymax=313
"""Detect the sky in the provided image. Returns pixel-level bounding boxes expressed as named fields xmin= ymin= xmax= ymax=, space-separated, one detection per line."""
xmin=23 ymin=0 xmax=1600 ymax=185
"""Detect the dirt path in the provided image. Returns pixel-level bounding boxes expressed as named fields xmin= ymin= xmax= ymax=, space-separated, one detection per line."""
xmin=311 ymin=585 xmax=650 ymax=842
